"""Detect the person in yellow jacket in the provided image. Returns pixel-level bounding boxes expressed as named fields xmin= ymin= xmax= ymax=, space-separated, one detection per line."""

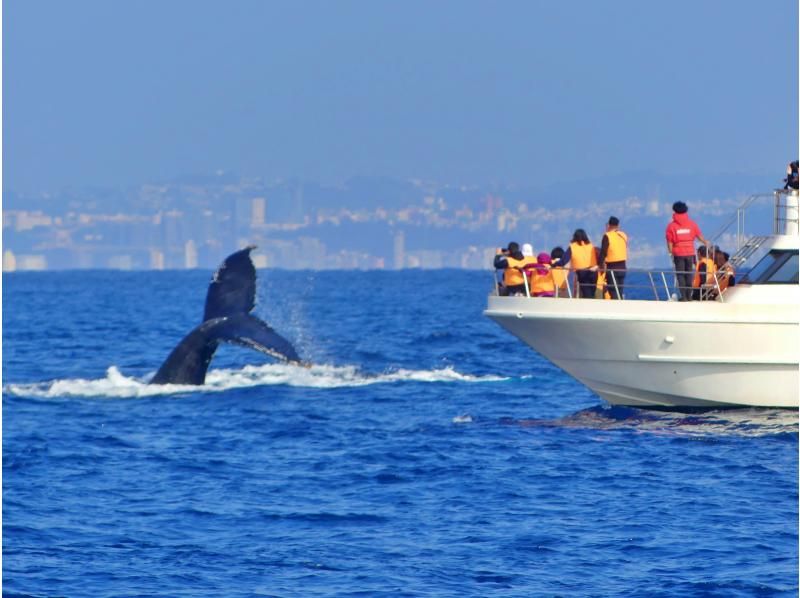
xmin=529 ymin=253 xmax=556 ymax=297
xmin=561 ymin=229 xmax=598 ymax=298
xmin=594 ymin=251 xmax=612 ymax=299
xmin=493 ymin=242 xmax=536 ymax=296
xmin=549 ymin=246 xmax=570 ymax=297
xmin=598 ymin=216 xmax=628 ymax=299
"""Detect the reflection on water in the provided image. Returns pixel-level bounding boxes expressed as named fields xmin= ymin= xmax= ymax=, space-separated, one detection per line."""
xmin=502 ymin=406 xmax=799 ymax=438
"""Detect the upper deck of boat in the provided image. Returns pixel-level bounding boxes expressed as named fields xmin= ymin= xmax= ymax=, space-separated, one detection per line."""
xmin=489 ymin=189 xmax=799 ymax=305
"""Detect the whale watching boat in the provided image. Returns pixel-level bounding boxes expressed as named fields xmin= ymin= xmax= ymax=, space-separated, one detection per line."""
xmin=484 ymin=189 xmax=800 ymax=409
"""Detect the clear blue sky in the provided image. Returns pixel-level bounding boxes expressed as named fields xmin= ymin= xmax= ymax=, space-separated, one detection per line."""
xmin=4 ymin=0 xmax=798 ymax=194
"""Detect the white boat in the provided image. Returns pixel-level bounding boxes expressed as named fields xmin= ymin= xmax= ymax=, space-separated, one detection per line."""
xmin=484 ymin=190 xmax=800 ymax=409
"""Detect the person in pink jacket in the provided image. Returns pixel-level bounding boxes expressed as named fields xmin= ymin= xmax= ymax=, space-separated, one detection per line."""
xmin=665 ymin=201 xmax=709 ymax=301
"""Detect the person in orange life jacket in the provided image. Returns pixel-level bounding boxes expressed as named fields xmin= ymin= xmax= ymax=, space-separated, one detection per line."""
xmin=530 ymin=252 xmax=556 ymax=297
xmin=714 ymin=251 xmax=736 ymax=291
xmin=549 ymin=246 xmax=569 ymax=297
xmin=692 ymin=245 xmax=717 ymax=300
xmin=598 ymin=216 xmax=627 ymax=299
xmin=560 ymin=229 xmax=598 ymax=298
xmin=665 ymin=201 xmax=709 ymax=301
xmin=706 ymin=250 xmax=736 ymax=299
xmin=494 ymin=242 xmax=535 ymax=296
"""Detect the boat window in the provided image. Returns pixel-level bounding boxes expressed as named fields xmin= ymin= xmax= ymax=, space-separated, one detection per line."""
xmin=768 ymin=253 xmax=799 ymax=283
xmin=740 ymin=250 xmax=799 ymax=284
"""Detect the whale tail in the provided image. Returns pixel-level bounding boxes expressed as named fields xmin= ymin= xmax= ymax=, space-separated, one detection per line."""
xmin=149 ymin=247 xmax=301 ymax=385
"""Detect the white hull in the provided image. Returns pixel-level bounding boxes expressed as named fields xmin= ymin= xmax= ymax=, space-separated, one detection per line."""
xmin=485 ymin=295 xmax=799 ymax=409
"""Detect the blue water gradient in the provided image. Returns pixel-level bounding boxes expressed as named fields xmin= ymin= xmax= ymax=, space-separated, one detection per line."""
xmin=3 ymin=270 xmax=797 ymax=596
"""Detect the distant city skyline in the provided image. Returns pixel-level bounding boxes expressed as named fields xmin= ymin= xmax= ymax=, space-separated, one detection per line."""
xmin=4 ymin=0 xmax=798 ymax=196
xmin=2 ymin=170 xmax=782 ymax=271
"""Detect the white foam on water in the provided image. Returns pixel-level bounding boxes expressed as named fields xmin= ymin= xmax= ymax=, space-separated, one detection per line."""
xmin=4 ymin=363 xmax=508 ymax=399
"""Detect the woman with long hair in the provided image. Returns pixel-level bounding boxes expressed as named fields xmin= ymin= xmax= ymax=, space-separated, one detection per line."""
xmin=561 ymin=228 xmax=598 ymax=298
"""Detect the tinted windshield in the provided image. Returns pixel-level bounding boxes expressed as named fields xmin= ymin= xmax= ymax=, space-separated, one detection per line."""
xmin=740 ymin=250 xmax=799 ymax=284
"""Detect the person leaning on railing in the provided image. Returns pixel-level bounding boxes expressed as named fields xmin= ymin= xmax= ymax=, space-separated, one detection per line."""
xmin=561 ymin=229 xmax=598 ymax=298
xmin=549 ymin=246 xmax=570 ymax=297
xmin=494 ymin=242 xmax=536 ymax=296
xmin=529 ymin=253 xmax=556 ymax=297
xmin=665 ymin=201 xmax=709 ymax=302
xmin=598 ymin=216 xmax=627 ymax=300
xmin=692 ymin=245 xmax=717 ymax=300
xmin=706 ymin=250 xmax=736 ymax=300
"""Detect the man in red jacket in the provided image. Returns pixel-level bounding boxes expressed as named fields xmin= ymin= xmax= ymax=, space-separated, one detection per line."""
xmin=666 ymin=201 xmax=709 ymax=301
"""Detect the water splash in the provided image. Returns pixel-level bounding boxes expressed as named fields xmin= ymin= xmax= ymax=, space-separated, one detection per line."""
xmin=4 ymin=363 xmax=508 ymax=399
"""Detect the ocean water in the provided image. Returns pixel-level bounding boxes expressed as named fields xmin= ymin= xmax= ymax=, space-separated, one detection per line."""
xmin=3 ymin=269 xmax=798 ymax=597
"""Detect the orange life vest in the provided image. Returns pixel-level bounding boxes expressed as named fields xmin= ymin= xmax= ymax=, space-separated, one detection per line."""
xmin=504 ymin=256 xmax=535 ymax=287
xmin=605 ymin=230 xmax=628 ymax=262
xmin=692 ymin=258 xmax=717 ymax=288
xmin=551 ymin=266 xmax=568 ymax=291
xmin=531 ymin=266 xmax=556 ymax=295
xmin=596 ymin=270 xmax=611 ymax=299
xmin=569 ymin=242 xmax=597 ymax=270
xmin=717 ymin=265 xmax=735 ymax=292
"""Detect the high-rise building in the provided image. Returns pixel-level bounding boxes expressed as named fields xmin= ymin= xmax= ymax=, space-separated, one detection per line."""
xmin=17 ymin=255 xmax=47 ymax=270
xmin=3 ymin=249 xmax=16 ymax=272
xmin=393 ymin=231 xmax=405 ymax=270
xmin=150 ymin=248 xmax=165 ymax=270
xmin=252 ymin=197 xmax=266 ymax=226
xmin=252 ymin=253 xmax=268 ymax=269
xmin=185 ymin=240 xmax=198 ymax=269
xmin=107 ymin=255 xmax=134 ymax=270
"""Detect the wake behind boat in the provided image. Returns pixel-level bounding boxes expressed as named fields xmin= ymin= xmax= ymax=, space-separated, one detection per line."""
xmin=485 ymin=189 xmax=800 ymax=409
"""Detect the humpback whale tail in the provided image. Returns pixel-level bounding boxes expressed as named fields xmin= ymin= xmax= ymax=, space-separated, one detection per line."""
xmin=149 ymin=246 xmax=301 ymax=385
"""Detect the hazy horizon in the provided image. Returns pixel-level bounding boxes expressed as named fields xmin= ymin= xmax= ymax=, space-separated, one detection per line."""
xmin=4 ymin=0 xmax=798 ymax=196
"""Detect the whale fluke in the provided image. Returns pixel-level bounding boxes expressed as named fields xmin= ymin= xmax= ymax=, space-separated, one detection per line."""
xmin=204 ymin=245 xmax=257 ymax=321
xmin=149 ymin=246 xmax=301 ymax=385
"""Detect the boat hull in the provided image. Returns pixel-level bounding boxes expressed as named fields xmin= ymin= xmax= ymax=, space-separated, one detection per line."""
xmin=485 ymin=296 xmax=799 ymax=409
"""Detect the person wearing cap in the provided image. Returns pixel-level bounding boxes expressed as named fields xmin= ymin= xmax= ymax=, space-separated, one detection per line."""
xmin=494 ymin=242 xmax=536 ymax=296
xmin=666 ymin=201 xmax=709 ymax=301
xmin=598 ymin=216 xmax=628 ymax=300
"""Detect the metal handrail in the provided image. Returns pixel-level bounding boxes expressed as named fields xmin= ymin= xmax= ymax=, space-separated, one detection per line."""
xmin=709 ymin=189 xmax=800 ymax=251
xmin=490 ymin=266 xmax=730 ymax=302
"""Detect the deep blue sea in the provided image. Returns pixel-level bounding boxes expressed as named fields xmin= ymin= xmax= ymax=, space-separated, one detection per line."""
xmin=3 ymin=269 xmax=798 ymax=597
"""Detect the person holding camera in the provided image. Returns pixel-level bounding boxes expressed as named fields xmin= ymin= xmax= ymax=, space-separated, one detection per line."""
xmin=494 ymin=242 xmax=535 ymax=296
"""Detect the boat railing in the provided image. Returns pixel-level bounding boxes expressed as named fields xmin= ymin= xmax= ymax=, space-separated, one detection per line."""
xmin=492 ymin=266 xmax=731 ymax=302
xmin=709 ymin=189 xmax=799 ymax=252
xmin=490 ymin=189 xmax=795 ymax=303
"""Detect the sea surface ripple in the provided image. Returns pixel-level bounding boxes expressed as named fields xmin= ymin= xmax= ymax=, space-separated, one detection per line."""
xmin=3 ymin=270 xmax=798 ymax=596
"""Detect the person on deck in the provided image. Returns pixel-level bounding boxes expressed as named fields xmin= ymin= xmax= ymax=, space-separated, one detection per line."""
xmin=521 ymin=243 xmax=535 ymax=259
xmin=561 ymin=229 xmax=598 ymax=298
xmin=707 ymin=250 xmax=735 ymax=300
xmin=692 ymin=245 xmax=717 ymax=300
xmin=665 ymin=201 xmax=709 ymax=301
xmin=598 ymin=216 xmax=627 ymax=300
xmin=549 ymin=246 xmax=569 ymax=297
xmin=784 ymin=160 xmax=799 ymax=190
xmin=494 ymin=242 xmax=535 ymax=296
xmin=529 ymin=252 xmax=556 ymax=297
